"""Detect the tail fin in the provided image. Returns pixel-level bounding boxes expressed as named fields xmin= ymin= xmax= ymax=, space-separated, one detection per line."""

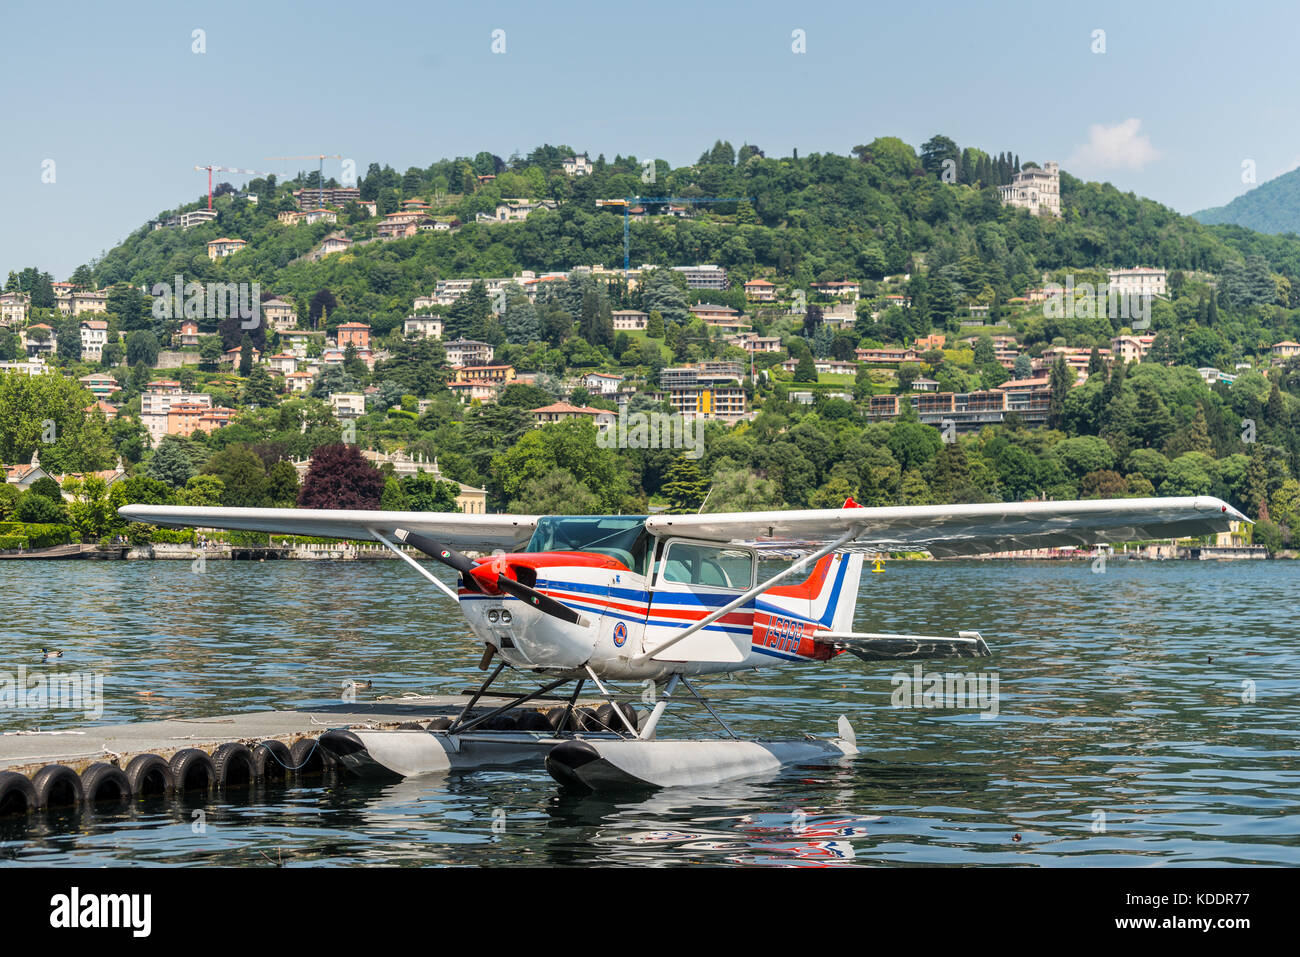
xmin=827 ymin=496 xmax=865 ymax=632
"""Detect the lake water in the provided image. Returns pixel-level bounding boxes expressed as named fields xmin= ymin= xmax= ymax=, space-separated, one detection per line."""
xmin=1 ymin=558 xmax=1297 ymax=866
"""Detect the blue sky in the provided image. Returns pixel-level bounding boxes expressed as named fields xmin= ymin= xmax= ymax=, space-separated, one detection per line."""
xmin=4 ymin=0 xmax=1299 ymax=279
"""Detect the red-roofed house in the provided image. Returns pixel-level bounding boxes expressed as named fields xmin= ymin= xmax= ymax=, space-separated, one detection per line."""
xmin=336 ymin=322 xmax=371 ymax=351
xmin=530 ymin=402 xmax=615 ymax=432
xmin=207 ymin=237 xmax=248 ymax=260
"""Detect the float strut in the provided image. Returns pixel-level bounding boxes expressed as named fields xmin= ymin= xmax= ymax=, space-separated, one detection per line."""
xmin=639 ymin=674 xmax=680 ymax=740
xmin=452 ymin=673 xmax=577 ymax=734
xmin=584 ymin=665 xmax=640 ymax=737
xmin=448 ymin=661 xmax=506 ymax=733
xmin=679 ymin=675 xmax=738 ymax=740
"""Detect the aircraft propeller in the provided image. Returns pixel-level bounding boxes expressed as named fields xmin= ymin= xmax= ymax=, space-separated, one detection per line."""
xmin=394 ymin=529 xmax=585 ymax=625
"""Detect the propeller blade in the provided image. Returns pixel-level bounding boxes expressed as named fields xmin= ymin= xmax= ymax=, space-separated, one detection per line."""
xmin=396 ymin=528 xmax=586 ymax=625
xmin=495 ymin=576 xmax=585 ymax=626
xmin=394 ymin=529 xmax=476 ymax=575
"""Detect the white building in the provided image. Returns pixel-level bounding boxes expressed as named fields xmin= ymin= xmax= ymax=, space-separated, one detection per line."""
xmin=79 ymin=320 xmax=108 ymax=360
xmin=443 ymin=338 xmax=494 ymax=367
xmin=562 ymin=154 xmax=593 ymax=176
xmin=1108 ymin=267 xmax=1167 ymax=299
xmin=0 ymin=291 xmax=30 ymax=326
xmin=580 ymin=372 xmax=624 ymax=394
xmin=180 ymin=209 xmax=218 ymax=229
xmin=612 ymin=310 xmax=649 ymax=331
xmin=475 ymin=199 xmax=556 ymax=224
xmin=329 ymin=392 xmax=366 ymax=418
xmin=998 ymin=162 xmax=1061 ymax=217
xmin=670 ymin=265 xmax=728 ymax=290
xmin=403 ymin=316 xmax=444 ymax=339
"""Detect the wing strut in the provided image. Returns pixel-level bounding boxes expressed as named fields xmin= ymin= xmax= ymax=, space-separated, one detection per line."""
xmin=631 ymin=526 xmax=861 ymax=665
xmin=369 ymin=528 xmax=459 ymax=602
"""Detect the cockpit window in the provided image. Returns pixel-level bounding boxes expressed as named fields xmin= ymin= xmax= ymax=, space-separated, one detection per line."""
xmin=658 ymin=542 xmax=755 ymax=590
xmin=525 ymin=516 xmax=650 ymax=574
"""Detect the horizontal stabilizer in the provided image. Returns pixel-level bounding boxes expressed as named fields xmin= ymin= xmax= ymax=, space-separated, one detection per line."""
xmin=816 ymin=629 xmax=991 ymax=662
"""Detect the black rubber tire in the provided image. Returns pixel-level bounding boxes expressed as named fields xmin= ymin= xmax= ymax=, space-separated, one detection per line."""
xmin=476 ymin=713 xmax=517 ymax=731
xmin=516 ymin=710 xmax=551 ymax=732
xmin=211 ymin=743 xmax=255 ymax=789
xmin=594 ymin=703 xmax=629 ymax=733
xmin=80 ymin=763 xmax=132 ymax=806
xmin=396 ymin=722 xmax=424 ymax=730
xmin=252 ymin=741 xmax=292 ymax=785
xmin=425 ymin=717 xmax=452 ymax=731
xmin=124 ymin=753 xmax=174 ymax=798
xmin=168 ymin=748 xmax=216 ymax=793
xmin=288 ymin=737 xmax=336 ymax=777
xmin=544 ymin=706 xmax=575 ymax=732
xmin=573 ymin=706 xmax=600 ymax=731
xmin=620 ymin=702 xmax=639 ymax=730
xmin=0 ymin=771 xmax=38 ymax=816
xmin=31 ymin=764 xmax=84 ymax=809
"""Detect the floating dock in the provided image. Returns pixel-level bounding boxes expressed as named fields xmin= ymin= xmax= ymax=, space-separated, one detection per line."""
xmin=0 ymin=693 xmax=607 ymax=814
xmin=0 ymin=695 xmax=501 ymax=777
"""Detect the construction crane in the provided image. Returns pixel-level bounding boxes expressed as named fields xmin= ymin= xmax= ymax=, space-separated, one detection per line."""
xmin=596 ymin=197 xmax=752 ymax=278
xmin=265 ymin=154 xmax=344 ymax=206
xmin=194 ymin=165 xmax=271 ymax=209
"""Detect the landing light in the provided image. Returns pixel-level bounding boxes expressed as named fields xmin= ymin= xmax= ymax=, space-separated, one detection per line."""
xmin=487 ymin=610 xmax=500 ymax=623
xmin=500 ymin=610 xmax=512 ymax=623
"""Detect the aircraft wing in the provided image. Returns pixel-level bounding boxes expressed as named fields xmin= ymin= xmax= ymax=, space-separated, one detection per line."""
xmin=645 ymin=496 xmax=1248 ymax=557
xmin=117 ymin=505 xmax=538 ymax=552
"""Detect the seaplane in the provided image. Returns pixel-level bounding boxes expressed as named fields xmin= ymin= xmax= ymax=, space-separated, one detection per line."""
xmin=119 ymin=495 xmax=1246 ymax=791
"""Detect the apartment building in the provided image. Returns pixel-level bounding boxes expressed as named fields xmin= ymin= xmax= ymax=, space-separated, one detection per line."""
xmin=671 ymin=265 xmax=728 ymax=290
xmin=293 ymin=187 xmax=362 ymax=208
xmin=443 ymin=338 xmax=495 ymax=367
xmin=140 ymin=388 xmax=212 ymax=445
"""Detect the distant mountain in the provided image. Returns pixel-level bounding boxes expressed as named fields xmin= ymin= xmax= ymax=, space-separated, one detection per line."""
xmin=1194 ymin=167 xmax=1300 ymax=234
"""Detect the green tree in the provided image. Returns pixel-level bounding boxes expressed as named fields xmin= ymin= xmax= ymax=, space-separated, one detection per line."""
xmin=146 ymin=436 xmax=199 ymax=487
xmin=266 ymin=459 xmax=300 ymax=506
xmin=506 ymin=468 xmax=600 ymax=515
xmin=403 ymin=472 xmax=461 ymax=512
xmin=204 ymin=445 xmax=270 ymax=507
xmin=126 ymin=330 xmax=159 ymax=367
xmin=242 ymin=365 xmax=279 ymax=407
xmin=661 ymin=458 xmax=710 ymax=513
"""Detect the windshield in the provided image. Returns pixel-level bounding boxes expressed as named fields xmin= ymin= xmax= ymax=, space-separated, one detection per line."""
xmin=525 ymin=516 xmax=650 ymax=574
